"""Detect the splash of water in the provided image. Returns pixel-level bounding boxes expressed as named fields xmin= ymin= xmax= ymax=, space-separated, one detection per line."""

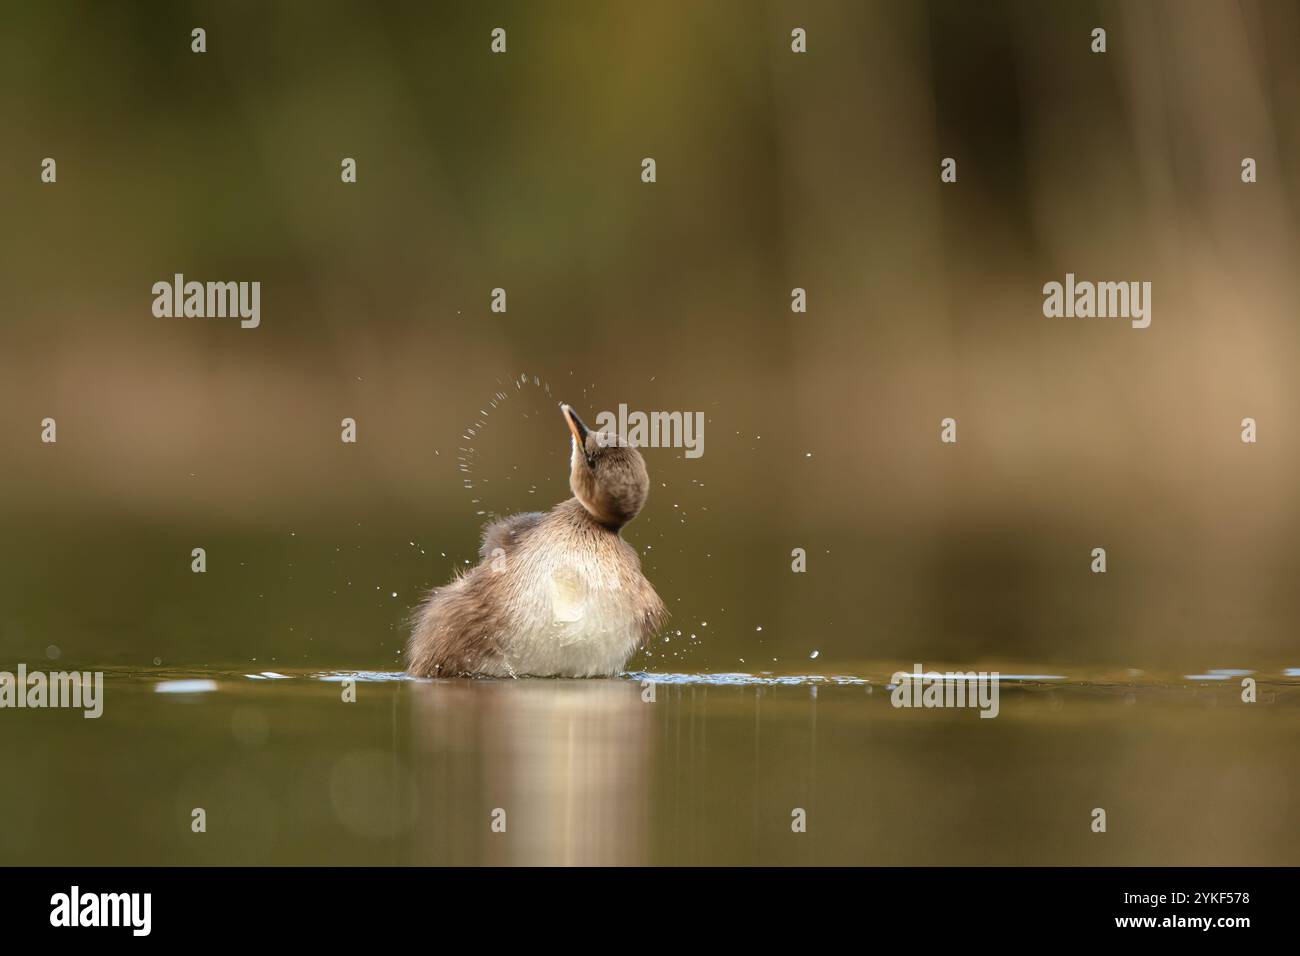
xmin=456 ymin=372 xmax=589 ymax=520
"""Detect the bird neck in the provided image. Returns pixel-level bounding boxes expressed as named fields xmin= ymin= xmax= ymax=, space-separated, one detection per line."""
xmin=562 ymin=496 xmax=625 ymax=535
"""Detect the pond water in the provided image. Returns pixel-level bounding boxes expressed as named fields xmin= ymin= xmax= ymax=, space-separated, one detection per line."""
xmin=2 ymin=664 xmax=1296 ymax=865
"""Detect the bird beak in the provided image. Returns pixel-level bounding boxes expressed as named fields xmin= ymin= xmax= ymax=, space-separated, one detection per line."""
xmin=561 ymin=403 xmax=589 ymax=448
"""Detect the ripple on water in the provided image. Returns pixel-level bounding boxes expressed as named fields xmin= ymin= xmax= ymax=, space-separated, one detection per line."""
xmin=154 ymin=679 xmax=219 ymax=694
xmin=92 ymin=663 xmax=1300 ymax=692
xmin=626 ymin=671 xmax=871 ymax=686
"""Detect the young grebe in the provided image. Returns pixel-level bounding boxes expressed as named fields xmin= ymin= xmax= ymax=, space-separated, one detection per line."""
xmin=407 ymin=404 xmax=666 ymax=677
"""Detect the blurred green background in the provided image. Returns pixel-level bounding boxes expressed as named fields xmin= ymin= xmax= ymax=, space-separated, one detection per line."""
xmin=2 ymin=0 xmax=1299 ymax=673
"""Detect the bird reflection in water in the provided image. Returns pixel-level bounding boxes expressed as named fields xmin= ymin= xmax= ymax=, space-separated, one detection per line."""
xmin=409 ymin=677 xmax=651 ymax=865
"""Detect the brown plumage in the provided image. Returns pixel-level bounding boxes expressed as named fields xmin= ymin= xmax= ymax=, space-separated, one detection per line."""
xmin=407 ymin=404 xmax=667 ymax=678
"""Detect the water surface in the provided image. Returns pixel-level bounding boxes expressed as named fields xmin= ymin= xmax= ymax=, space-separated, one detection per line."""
xmin=3 ymin=664 xmax=1296 ymax=865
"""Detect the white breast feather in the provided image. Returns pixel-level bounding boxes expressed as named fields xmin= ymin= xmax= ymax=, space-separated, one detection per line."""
xmin=494 ymin=533 xmax=642 ymax=677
